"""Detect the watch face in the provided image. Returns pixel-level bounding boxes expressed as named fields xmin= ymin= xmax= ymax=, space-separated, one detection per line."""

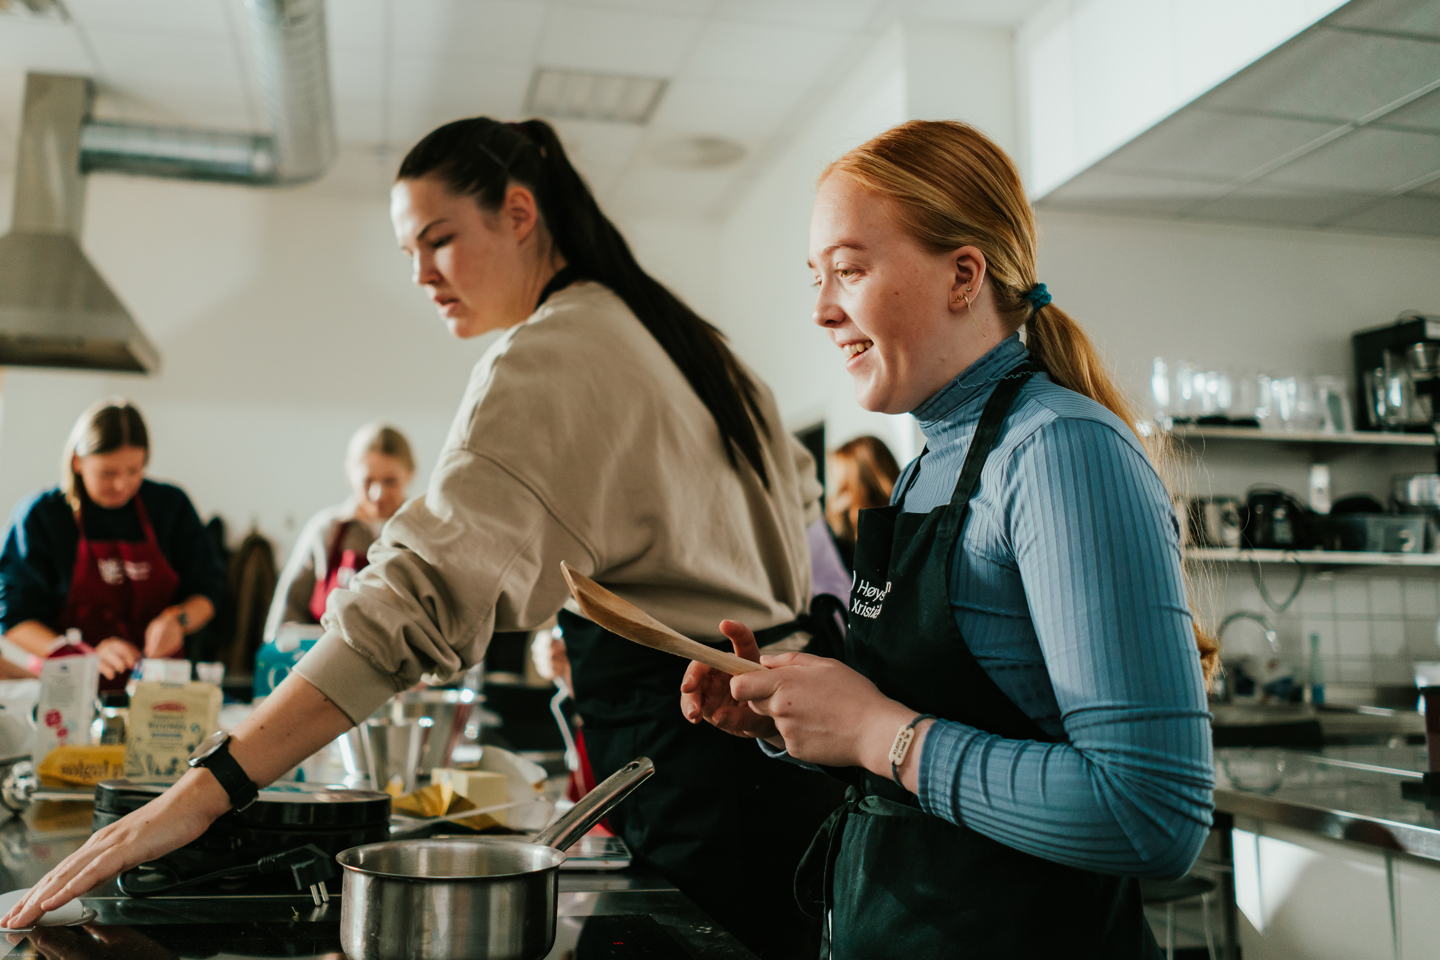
xmin=188 ymin=730 xmax=228 ymax=765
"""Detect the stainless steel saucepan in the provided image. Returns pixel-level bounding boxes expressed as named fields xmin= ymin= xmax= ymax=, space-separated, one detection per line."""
xmin=336 ymin=757 xmax=654 ymax=960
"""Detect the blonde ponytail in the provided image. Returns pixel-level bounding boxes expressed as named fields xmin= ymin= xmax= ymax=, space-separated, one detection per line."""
xmin=824 ymin=120 xmax=1219 ymax=686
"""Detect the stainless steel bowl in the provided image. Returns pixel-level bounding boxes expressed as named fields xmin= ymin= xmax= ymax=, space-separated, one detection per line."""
xmin=337 ymin=757 xmax=654 ymax=960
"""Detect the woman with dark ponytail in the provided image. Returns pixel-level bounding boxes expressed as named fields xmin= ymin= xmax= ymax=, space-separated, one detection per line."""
xmin=10 ymin=118 xmax=838 ymax=957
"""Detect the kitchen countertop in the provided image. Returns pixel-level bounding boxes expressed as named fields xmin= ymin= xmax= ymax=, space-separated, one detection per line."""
xmin=1210 ymin=702 xmax=1425 ymax=742
xmin=0 ymin=804 xmax=758 ymax=960
xmin=1215 ymin=745 xmax=1440 ymax=862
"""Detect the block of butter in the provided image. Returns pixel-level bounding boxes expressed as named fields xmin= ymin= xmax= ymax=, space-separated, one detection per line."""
xmin=124 ymin=681 xmax=222 ymax=781
xmin=431 ymin=768 xmax=511 ymax=828
xmin=37 ymin=744 xmax=127 ymax=787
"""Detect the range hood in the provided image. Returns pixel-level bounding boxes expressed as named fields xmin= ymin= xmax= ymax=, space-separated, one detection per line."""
xmin=1035 ymin=0 xmax=1440 ymax=237
xmin=0 ymin=74 xmax=159 ymax=373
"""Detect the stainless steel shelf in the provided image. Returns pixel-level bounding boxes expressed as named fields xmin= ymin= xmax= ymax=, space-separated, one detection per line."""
xmin=1185 ymin=548 xmax=1440 ymax=567
xmin=1170 ymin=426 xmax=1435 ymax=447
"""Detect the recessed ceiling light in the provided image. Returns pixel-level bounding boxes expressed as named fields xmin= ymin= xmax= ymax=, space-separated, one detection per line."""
xmin=650 ymin=135 xmax=746 ymax=170
xmin=524 ymin=69 xmax=667 ymax=125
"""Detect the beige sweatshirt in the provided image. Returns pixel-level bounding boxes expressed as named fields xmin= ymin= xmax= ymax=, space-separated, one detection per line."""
xmin=295 ymin=282 xmax=820 ymax=722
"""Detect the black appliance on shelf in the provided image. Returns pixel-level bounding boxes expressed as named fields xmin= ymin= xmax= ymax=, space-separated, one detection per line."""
xmin=1352 ymin=313 xmax=1440 ymax=435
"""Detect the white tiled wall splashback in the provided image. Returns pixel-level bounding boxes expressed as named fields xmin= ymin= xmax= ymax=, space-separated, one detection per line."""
xmin=1215 ymin=567 xmax=1440 ymax=687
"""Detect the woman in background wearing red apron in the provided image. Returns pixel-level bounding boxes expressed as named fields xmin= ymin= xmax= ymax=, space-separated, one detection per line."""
xmin=0 ymin=400 xmax=224 ymax=689
xmin=264 ymin=423 xmax=415 ymax=638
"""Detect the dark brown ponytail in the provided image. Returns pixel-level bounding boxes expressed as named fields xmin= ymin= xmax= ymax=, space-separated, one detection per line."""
xmin=396 ymin=118 xmax=772 ymax=488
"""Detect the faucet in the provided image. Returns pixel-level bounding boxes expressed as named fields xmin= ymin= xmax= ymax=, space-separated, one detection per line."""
xmin=1218 ymin=611 xmax=1280 ymax=655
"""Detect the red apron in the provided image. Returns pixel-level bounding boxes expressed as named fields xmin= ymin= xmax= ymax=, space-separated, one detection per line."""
xmin=51 ymin=496 xmax=182 ymax=691
xmin=308 ymin=520 xmax=369 ymax=622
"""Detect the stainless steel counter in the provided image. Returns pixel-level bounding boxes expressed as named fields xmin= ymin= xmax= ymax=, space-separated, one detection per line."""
xmin=1215 ymin=745 xmax=1440 ymax=861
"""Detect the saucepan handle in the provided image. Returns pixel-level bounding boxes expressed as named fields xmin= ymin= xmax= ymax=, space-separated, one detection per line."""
xmin=533 ymin=756 xmax=655 ymax=851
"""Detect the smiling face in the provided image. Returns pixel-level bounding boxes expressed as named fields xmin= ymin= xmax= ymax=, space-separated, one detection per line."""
xmin=809 ymin=174 xmax=1005 ymax=414
xmin=74 ymin=446 xmax=147 ymax=509
xmin=391 ymin=176 xmax=550 ymax=339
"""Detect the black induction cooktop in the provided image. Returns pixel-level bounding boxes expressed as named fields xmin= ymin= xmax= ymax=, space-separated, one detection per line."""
xmin=9 ymin=914 xmax=699 ymax=960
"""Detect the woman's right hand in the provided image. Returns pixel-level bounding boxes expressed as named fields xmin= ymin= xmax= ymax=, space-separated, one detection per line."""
xmin=93 ymin=639 xmax=139 ymax=680
xmin=0 ymin=769 xmax=231 ymax=929
xmin=680 ymin=620 xmax=778 ymax=741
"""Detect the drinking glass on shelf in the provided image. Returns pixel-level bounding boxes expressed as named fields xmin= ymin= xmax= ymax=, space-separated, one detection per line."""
xmin=1150 ymin=357 xmax=1171 ymax=423
xmin=1270 ymin=376 xmax=1300 ymax=431
xmin=1312 ymin=376 xmax=1353 ymax=434
xmin=1253 ymin=374 xmax=1277 ymax=430
xmin=1173 ymin=360 xmax=1196 ymax=419
xmin=1363 ymin=367 xmax=1391 ymax=430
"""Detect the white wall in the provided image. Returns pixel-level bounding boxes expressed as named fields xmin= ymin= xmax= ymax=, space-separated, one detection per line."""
xmin=0 ymin=165 xmax=494 ymax=562
xmin=1018 ymin=0 xmax=1348 ymax=196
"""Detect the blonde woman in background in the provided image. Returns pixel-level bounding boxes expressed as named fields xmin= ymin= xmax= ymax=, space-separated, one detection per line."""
xmin=825 ymin=435 xmax=900 ymax=571
xmin=264 ymin=424 xmax=415 ymax=637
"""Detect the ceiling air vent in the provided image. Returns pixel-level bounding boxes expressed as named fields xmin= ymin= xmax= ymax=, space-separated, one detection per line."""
xmin=524 ymin=69 xmax=667 ymax=125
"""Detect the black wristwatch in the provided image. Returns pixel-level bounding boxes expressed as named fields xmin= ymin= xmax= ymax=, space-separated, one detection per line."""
xmin=188 ymin=731 xmax=260 ymax=812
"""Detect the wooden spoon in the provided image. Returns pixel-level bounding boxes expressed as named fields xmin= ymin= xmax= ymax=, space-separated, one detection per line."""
xmin=559 ymin=561 xmax=765 ymax=675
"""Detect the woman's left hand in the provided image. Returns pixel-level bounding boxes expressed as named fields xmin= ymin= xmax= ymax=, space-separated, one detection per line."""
xmin=732 ymin=652 xmax=919 ymax=771
xmin=143 ymin=611 xmax=184 ymax=659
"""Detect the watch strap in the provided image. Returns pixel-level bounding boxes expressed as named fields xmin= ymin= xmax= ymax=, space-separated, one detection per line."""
xmin=194 ymin=738 xmax=259 ymax=812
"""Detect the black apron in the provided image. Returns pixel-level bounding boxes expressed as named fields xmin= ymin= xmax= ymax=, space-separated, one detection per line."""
xmin=559 ymin=599 xmax=846 ymax=960
xmin=797 ymin=367 xmax=1160 ymax=959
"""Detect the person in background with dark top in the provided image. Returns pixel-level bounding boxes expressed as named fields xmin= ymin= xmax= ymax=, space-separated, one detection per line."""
xmin=825 ymin=434 xmax=900 ymax=570
xmin=0 ymin=400 xmax=224 ymax=689
xmin=264 ymin=423 xmax=416 ymax=640
xmin=12 ymin=119 xmax=839 ymax=959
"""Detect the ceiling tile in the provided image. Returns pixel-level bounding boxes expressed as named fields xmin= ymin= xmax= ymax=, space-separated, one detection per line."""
xmin=712 ymin=0 xmax=882 ymax=30
xmin=557 ymin=0 xmax=715 ymax=15
xmin=548 ymin=118 xmax=646 ymax=197
xmin=64 ymin=0 xmax=229 ymax=38
xmin=1265 ymin=127 xmax=1440 ymax=192
xmin=1098 ymin=109 xmax=1342 ymax=182
xmin=1327 ymin=195 xmax=1440 ymax=236
xmin=682 ymin=19 xmax=846 ymax=87
xmin=537 ymin=7 xmax=705 ymax=76
xmin=85 ymin=30 xmax=243 ymax=97
xmin=607 ymin=157 xmax=738 ymax=220
xmin=0 ymin=20 xmax=94 ymax=74
xmin=390 ymin=0 xmax=545 ymax=63
xmin=325 ymin=0 xmax=385 ymax=54
xmin=1185 ymin=184 xmax=1377 ymax=226
xmin=331 ymin=49 xmax=386 ymax=106
xmin=1037 ymin=171 xmax=1222 ymax=218
xmin=1372 ymin=87 xmax=1440 ymax=133
xmin=91 ymin=88 xmax=254 ymax=131
xmin=905 ymin=0 xmax=1047 ymax=25
xmin=1325 ymin=0 xmax=1440 ymax=40
xmin=650 ymin=79 xmax=794 ymax=140
xmin=332 ymin=98 xmax=385 ymax=144
xmin=1199 ymin=27 xmax=1440 ymax=123
xmin=389 ymin=56 xmax=531 ymax=120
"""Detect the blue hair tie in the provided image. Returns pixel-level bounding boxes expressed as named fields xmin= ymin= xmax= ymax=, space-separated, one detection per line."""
xmin=1023 ymin=283 xmax=1052 ymax=313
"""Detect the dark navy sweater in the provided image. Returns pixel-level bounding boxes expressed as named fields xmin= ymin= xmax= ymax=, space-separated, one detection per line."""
xmin=0 ymin=480 xmax=224 ymax=633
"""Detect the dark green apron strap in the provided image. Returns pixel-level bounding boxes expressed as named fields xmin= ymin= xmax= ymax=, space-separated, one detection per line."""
xmin=795 ymin=787 xmax=859 ymax=921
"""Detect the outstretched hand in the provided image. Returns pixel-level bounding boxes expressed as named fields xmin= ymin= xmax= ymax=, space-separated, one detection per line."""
xmin=680 ymin=620 xmax=779 ymax=742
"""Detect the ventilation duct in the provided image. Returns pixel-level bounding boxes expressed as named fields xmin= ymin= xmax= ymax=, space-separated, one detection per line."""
xmin=80 ymin=0 xmax=335 ymax=185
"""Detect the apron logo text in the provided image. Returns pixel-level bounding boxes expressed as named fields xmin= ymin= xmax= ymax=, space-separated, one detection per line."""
xmin=851 ymin=578 xmax=893 ymax=620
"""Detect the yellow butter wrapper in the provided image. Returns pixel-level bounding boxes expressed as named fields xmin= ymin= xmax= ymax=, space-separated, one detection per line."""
xmin=124 ymin=681 xmax=222 ymax=781
xmin=37 ymin=744 xmax=127 ymax=787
